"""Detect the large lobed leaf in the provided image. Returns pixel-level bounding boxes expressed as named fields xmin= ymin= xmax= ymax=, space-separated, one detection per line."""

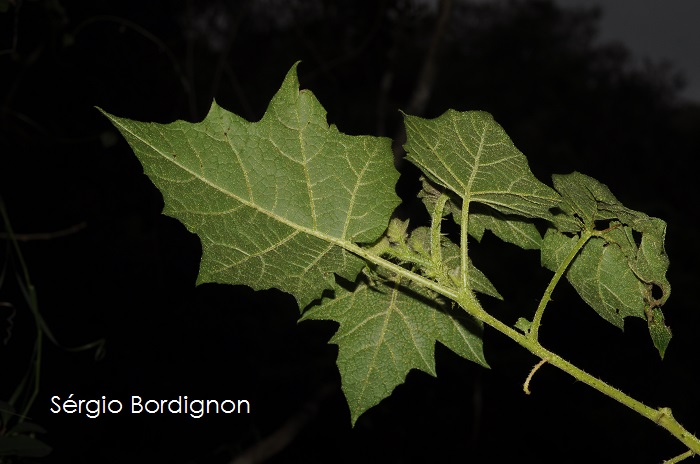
xmin=301 ymin=273 xmax=487 ymax=424
xmin=103 ymin=64 xmax=485 ymax=425
xmin=100 ymin=63 xmax=400 ymax=309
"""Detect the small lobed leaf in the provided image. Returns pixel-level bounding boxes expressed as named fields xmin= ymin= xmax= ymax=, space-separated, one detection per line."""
xmin=301 ymin=273 xmax=487 ymax=424
xmin=543 ymin=172 xmax=672 ymax=356
xmin=515 ymin=317 xmax=532 ymax=335
xmin=546 ymin=231 xmax=647 ymax=328
xmin=404 ymin=110 xmax=560 ymax=219
xmin=409 ymin=116 xmax=550 ymax=254
xmin=100 ymin=63 xmax=400 ymax=310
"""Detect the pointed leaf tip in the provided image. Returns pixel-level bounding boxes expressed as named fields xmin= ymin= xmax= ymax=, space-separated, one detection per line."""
xmin=103 ymin=64 xmax=400 ymax=310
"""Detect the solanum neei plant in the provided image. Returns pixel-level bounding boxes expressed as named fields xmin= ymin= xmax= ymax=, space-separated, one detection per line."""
xmin=100 ymin=63 xmax=699 ymax=463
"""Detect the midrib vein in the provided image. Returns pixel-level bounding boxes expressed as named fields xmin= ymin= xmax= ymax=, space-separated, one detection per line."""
xmin=117 ymin=120 xmax=354 ymax=251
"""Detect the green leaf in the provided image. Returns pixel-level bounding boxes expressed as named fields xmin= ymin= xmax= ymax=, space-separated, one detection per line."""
xmin=100 ymin=63 xmax=400 ymax=309
xmin=406 ymin=226 xmax=502 ymax=299
xmin=543 ymin=229 xmax=646 ymax=328
xmin=469 ymin=209 xmax=543 ymax=250
xmin=552 ymin=171 xmax=620 ymax=229
xmin=543 ymin=172 xmax=672 ymax=356
xmin=631 ymin=217 xmax=671 ymax=305
xmin=301 ymin=273 xmax=487 ymax=424
xmin=515 ymin=317 xmax=532 ymax=335
xmin=418 ymin=177 xmax=542 ymax=250
xmin=648 ymin=308 xmax=672 ymax=358
xmin=541 ymin=228 xmax=577 ymax=271
xmin=404 ymin=111 xmax=559 ymax=219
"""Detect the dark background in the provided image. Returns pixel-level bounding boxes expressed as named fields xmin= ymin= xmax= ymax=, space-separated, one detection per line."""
xmin=2 ymin=1 xmax=699 ymax=462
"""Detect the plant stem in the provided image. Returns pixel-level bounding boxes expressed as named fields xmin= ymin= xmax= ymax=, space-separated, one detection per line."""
xmin=350 ymin=220 xmax=700 ymax=456
xmin=529 ymin=229 xmax=592 ymax=340
xmin=430 ymin=193 xmax=449 ymax=266
xmin=349 ymin=243 xmax=460 ymax=301
xmin=664 ymin=450 xmax=695 ymax=464
xmin=458 ymin=288 xmax=700 ymax=457
xmin=460 ymin=201 xmax=470 ymax=292
xmin=350 ymin=242 xmax=700 ymax=457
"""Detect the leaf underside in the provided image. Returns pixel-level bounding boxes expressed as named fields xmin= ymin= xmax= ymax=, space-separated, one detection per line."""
xmin=542 ymin=172 xmax=671 ymax=357
xmin=404 ymin=110 xmax=560 ymax=220
xmin=302 ymin=272 xmax=487 ymax=425
xmin=100 ymin=63 xmax=400 ymax=310
xmin=103 ymin=63 xmax=674 ymax=426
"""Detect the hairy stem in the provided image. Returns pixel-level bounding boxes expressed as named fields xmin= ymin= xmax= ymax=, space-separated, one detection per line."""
xmin=460 ymin=201 xmax=470 ymax=292
xmin=663 ymin=450 xmax=695 ymax=464
xmin=351 ymin=241 xmax=700 ymax=457
xmin=530 ymin=229 xmax=592 ymax=340
xmin=350 ymin=243 xmax=460 ymax=301
xmin=458 ymin=290 xmax=700 ymax=456
xmin=430 ymin=193 xmax=449 ymax=266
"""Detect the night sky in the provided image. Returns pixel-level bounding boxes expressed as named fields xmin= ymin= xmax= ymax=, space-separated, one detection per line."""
xmin=2 ymin=1 xmax=699 ymax=463
xmin=555 ymin=0 xmax=700 ymax=102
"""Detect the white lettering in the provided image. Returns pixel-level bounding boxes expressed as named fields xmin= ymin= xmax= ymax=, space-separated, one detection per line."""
xmin=220 ymin=400 xmax=236 ymax=414
xmin=49 ymin=394 xmax=123 ymax=418
xmin=190 ymin=399 xmax=204 ymax=418
xmin=131 ymin=396 xmax=143 ymax=413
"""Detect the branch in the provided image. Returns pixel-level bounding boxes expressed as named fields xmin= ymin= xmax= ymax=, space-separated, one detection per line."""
xmin=349 ymin=240 xmax=700 ymax=457
xmin=529 ymin=229 xmax=592 ymax=340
